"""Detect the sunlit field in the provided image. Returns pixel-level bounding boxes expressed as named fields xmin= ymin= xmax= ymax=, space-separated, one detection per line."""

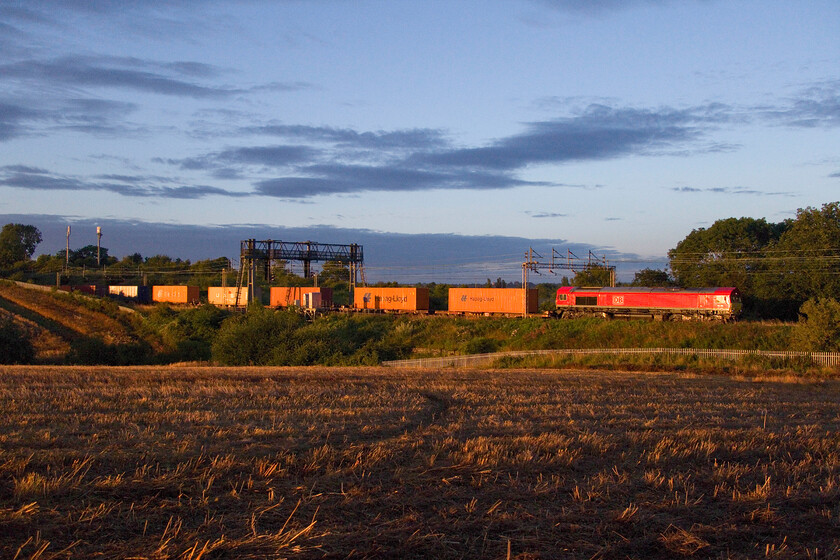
xmin=1 ymin=366 xmax=839 ymax=559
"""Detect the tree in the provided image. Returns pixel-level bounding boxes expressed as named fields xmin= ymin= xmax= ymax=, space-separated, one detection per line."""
xmin=773 ymin=203 xmax=840 ymax=301
xmin=122 ymin=253 xmax=143 ymax=265
xmin=631 ymin=268 xmax=674 ymax=287
xmin=0 ymin=224 xmax=42 ymax=269
xmin=668 ymin=217 xmax=786 ymax=290
xmin=319 ymin=260 xmax=350 ymax=285
xmin=573 ymin=264 xmax=613 ymax=287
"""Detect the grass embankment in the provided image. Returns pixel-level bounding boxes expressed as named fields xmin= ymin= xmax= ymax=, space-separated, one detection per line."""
xmin=0 ymin=282 xmax=159 ymax=363
xmin=404 ymin=315 xmax=794 ymax=354
xmin=405 ymin=317 xmax=823 ymax=375
xmin=1 ymin=366 xmax=838 ymax=558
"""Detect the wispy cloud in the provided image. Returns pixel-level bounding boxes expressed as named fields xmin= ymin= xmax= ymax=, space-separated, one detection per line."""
xmin=671 ymin=186 xmax=796 ymax=196
xmin=0 ymin=166 xmax=247 ymax=199
xmin=536 ymin=0 xmax=695 ymax=15
xmin=526 ymin=211 xmax=569 ymax=218
xmin=239 ymin=124 xmax=449 ymax=151
xmin=0 ymin=56 xmax=283 ymax=98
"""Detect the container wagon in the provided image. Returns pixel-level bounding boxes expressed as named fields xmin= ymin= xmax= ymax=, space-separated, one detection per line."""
xmin=153 ymin=285 xmax=200 ymax=305
xmin=353 ymin=287 xmax=429 ymax=312
xmin=207 ymin=286 xmax=262 ymax=307
xmin=60 ymin=285 xmax=106 ymax=296
xmin=448 ymin=287 xmax=539 ymax=315
xmin=555 ymin=286 xmax=742 ymax=321
xmin=270 ymin=287 xmax=333 ymax=308
xmin=108 ymin=285 xmax=151 ymax=303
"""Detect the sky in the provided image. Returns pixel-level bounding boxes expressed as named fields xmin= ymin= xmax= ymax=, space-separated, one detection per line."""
xmin=1 ymin=0 xmax=838 ymax=282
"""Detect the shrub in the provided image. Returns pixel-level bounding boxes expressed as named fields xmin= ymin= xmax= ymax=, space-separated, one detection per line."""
xmin=795 ymin=298 xmax=840 ymax=351
xmin=66 ymin=336 xmax=153 ymax=365
xmin=211 ymin=305 xmax=305 ymax=366
xmin=0 ymin=317 xmax=35 ymax=364
xmin=464 ymin=336 xmax=499 ymax=354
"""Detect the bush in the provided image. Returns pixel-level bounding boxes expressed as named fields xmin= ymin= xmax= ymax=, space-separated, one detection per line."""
xmin=211 ymin=306 xmax=305 ymax=366
xmin=66 ymin=336 xmax=153 ymax=365
xmin=795 ymin=298 xmax=840 ymax=351
xmin=464 ymin=336 xmax=499 ymax=354
xmin=0 ymin=317 xmax=35 ymax=364
xmin=211 ymin=307 xmax=414 ymax=366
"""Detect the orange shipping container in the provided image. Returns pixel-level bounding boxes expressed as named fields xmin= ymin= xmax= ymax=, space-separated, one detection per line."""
xmin=208 ymin=286 xmax=260 ymax=306
xmin=448 ymin=288 xmax=538 ymax=315
xmin=354 ymin=287 xmax=429 ymax=312
xmin=270 ymin=287 xmax=333 ymax=308
xmin=153 ymin=285 xmax=200 ymax=304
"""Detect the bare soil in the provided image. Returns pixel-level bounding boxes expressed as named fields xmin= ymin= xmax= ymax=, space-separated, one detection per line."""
xmin=1 ymin=366 xmax=838 ymax=559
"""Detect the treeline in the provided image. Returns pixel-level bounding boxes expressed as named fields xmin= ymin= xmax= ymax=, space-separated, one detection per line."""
xmin=667 ymin=202 xmax=840 ymax=319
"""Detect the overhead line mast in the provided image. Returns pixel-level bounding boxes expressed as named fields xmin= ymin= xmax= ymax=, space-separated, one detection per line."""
xmin=521 ymin=247 xmax=616 ymax=317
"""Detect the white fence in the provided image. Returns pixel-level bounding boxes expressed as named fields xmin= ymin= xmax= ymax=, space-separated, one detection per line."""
xmin=382 ymin=347 xmax=840 ymax=368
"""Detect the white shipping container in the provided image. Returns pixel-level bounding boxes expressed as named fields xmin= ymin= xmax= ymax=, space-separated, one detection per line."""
xmin=304 ymin=292 xmax=322 ymax=309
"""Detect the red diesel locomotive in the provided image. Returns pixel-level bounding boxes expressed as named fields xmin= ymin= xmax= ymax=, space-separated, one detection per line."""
xmin=555 ymin=286 xmax=742 ymax=321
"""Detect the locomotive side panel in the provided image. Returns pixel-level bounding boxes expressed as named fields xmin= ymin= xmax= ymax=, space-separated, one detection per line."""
xmin=555 ymin=287 xmax=740 ymax=319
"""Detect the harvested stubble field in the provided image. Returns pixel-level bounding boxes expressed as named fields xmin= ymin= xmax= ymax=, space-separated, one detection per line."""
xmin=1 ymin=367 xmax=839 ymax=559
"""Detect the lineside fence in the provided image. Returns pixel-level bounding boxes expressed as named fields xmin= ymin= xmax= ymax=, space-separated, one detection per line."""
xmin=383 ymin=348 xmax=840 ymax=368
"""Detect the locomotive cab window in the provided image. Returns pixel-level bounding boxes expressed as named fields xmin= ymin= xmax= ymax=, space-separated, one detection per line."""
xmin=558 ymin=294 xmax=567 ymax=301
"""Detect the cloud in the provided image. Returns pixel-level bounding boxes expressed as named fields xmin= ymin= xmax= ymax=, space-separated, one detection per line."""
xmin=411 ymin=104 xmax=723 ymax=171
xmin=170 ymin=103 xmax=731 ymax=199
xmin=535 ymin=0 xmax=691 ymax=15
xmin=255 ymin=164 xmax=550 ymax=198
xmin=760 ymin=81 xmax=840 ymax=128
xmin=526 ymin=211 xmax=569 ymax=218
xmin=0 ymin=166 xmax=247 ymax=199
xmin=239 ymin=124 xmax=449 ymax=151
xmin=1 ymin=56 xmax=237 ymax=98
xmin=0 ymin=96 xmax=141 ymax=141
xmin=671 ymin=186 xmax=796 ymax=196
xmin=0 ymin=102 xmax=39 ymax=140
xmin=830 ymin=171 xmax=840 ymax=178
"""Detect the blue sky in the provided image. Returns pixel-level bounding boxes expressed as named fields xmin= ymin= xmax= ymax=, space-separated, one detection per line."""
xmin=1 ymin=0 xmax=838 ymax=281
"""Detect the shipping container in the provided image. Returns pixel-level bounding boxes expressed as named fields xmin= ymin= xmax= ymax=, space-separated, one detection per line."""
xmin=108 ymin=285 xmax=151 ymax=303
xmin=153 ymin=285 xmax=200 ymax=304
xmin=60 ymin=285 xmax=105 ymax=296
xmin=270 ymin=287 xmax=333 ymax=308
xmin=354 ymin=287 xmax=429 ymax=312
xmin=304 ymin=292 xmax=322 ymax=309
xmin=207 ymin=286 xmax=261 ymax=306
xmin=448 ymin=288 xmax=539 ymax=315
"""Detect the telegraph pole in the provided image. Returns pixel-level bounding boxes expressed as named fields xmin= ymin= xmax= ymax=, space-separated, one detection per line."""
xmin=65 ymin=226 xmax=71 ymax=271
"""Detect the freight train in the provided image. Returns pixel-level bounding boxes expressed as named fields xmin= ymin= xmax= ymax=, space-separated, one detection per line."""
xmin=60 ymin=284 xmax=742 ymax=320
